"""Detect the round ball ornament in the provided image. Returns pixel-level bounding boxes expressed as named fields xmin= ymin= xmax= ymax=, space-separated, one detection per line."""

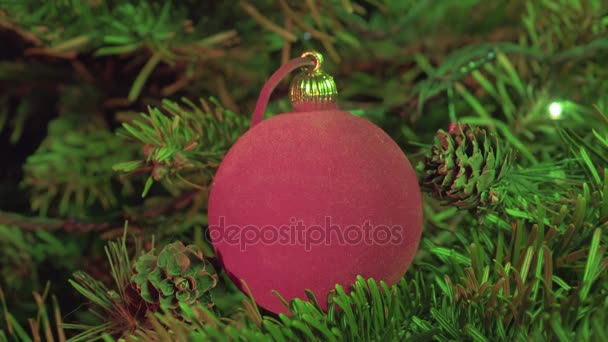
xmin=208 ymin=52 xmax=422 ymax=314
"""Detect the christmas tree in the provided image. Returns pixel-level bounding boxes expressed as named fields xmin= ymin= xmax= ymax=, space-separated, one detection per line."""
xmin=1 ymin=1 xmax=607 ymax=341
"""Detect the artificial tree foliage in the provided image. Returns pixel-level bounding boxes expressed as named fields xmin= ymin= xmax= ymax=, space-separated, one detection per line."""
xmin=0 ymin=0 xmax=607 ymax=341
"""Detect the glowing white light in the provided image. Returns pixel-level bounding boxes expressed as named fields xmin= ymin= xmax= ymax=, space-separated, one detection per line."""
xmin=549 ymin=102 xmax=563 ymax=119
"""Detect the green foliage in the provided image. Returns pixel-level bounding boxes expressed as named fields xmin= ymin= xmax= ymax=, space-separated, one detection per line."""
xmin=0 ymin=1 xmax=187 ymax=51
xmin=0 ymin=225 xmax=81 ymax=302
xmin=559 ymin=106 xmax=608 ymax=192
xmin=412 ymin=1 xmax=608 ymax=165
xmin=1 ymin=0 xmax=608 ymax=341
xmin=118 ymin=274 xmax=435 ymax=342
xmin=132 ymin=241 xmax=217 ymax=311
xmin=22 ymin=116 xmax=138 ymax=217
xmin=66 ymin=227 xmax=142 ymax=341
xmin=0 ymin=225 xmax=35 ymax=289
xmin=113 ymin=98 xmax=248 ymax=197
xmin=522 ymin=0 xmax=607 ymax=56
xmin=0 ymin=283 xmax=67 ymax=342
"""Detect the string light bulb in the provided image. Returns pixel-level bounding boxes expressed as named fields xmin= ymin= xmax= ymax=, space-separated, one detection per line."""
xmin=549 ymin=102 xmax=563 ymax=120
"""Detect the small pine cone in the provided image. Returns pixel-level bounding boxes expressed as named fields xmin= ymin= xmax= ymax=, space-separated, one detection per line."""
xmin=421 ymin=123 xmax=511 ymax=209
xmin=132 ymin=241 xmax=218 ymax=311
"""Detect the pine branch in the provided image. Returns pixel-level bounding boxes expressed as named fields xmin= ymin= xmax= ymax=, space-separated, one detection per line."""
xmin=113 ymin=97 xmax=248 ymax=197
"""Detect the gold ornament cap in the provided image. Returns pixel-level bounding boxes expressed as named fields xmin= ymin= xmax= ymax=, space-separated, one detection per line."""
xmin=289 ymin=52 xmax=338 ymax=112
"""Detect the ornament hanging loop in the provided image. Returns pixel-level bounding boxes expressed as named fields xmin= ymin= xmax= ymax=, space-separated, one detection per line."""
xmin=250 ymin=51 xmax=337 ymax=128
xmin=300 ymin=51 xmax=323 ymax=73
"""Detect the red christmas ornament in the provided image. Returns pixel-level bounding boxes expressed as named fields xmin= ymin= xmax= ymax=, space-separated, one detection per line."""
xmin=208 ymin=52 xmax=422 ymax=314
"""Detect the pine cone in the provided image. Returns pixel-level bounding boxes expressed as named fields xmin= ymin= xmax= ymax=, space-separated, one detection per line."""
xmin=421 ymin=123 xmax=511 ymax=210
xmin=132 ymin=241 xmax=217 ymax=310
